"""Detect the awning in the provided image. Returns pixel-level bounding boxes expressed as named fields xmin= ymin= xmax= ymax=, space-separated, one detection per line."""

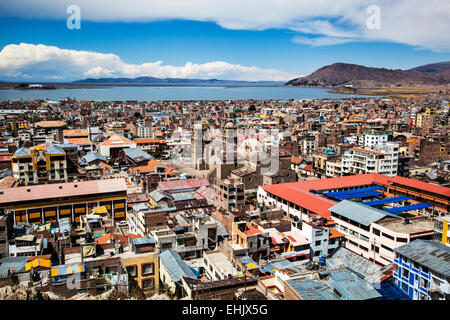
xmin=384 ymin=203 xmax=433 ymax=214
xmin=25 ymin=258 xmax=51 ymax=271
xmin=92 ymin=206 xmax=107 ymax=214
xmin=15 ymin=234 xmax=35 ymax=242
xmin=51 ymin=263 xmax=85 ymax=277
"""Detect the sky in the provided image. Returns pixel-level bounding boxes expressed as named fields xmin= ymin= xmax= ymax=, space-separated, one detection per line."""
xmin=0 ymin=0 xmax=449 ymax=82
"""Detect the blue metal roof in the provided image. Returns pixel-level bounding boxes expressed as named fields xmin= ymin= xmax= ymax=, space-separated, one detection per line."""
xmin=0 ymin=257 xmax=28 ymax=277
xmin=132 ymin=237 xmax=155 ymax=246
xmin=286 ymin=279 xmax=342 ymax=300
xmin=79 ymin=152 xmax=106 ymax=165
xmin=334 ymin=191 xmax=384 ymax=200
xmin=12 ymin=147 xmax=30 ymax=157
xmin=363 ymin=196 xmax=412 ymax=206
xmin=123 ymin=148 xmax=153 ymax=161
xmin=159 ymin=250 xmax=197 ymax=283
xmin=46 ymin=145 xmax=66 ymax=155
xmin=376 ymin=279 xmax=411 ymax=300
xmin=328 ymin=268 xmax=382 ymax=300
xmin=324 ymin=186 xmax=384 ymax=197
xmin=384 ymin=202 xmax=432 ymax=214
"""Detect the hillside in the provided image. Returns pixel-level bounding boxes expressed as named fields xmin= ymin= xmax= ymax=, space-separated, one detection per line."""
xmin=285 ymin=62 xmax=450 ymax=88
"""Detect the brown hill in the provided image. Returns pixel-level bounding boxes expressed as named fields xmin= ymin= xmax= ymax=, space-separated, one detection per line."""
xmin=286 ymin=62 xmax=448 ymax=88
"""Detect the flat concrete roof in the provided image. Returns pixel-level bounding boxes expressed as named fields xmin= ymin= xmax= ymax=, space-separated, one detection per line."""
xmin=376 ymin=217 xmax=434 ymax=235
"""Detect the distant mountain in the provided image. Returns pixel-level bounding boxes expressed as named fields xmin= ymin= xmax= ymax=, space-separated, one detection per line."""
xmin=407 ymin=62 xmax=450 ymax=82
xmin=285 ymin=62 xmax=450 ymax=88
xmin=72 ymin=77 xmax=283 ymax=85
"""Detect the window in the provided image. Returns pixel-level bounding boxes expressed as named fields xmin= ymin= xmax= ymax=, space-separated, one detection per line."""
xmin=420 ymin=278 xmax=429 ymax=288
xmin=402 ymin=268 xmax=409 ymax=278
xmin=372 ymin=228 xmax=380 ymax=236
xmin=401 ymin=281 xmax=409 ymax=293
xmin=315 ymin=240 xmax=321 ymax=246
xmin=421 ymin=266 xmax=429 ymax=274
xmin=142 ymin=278 xmax=154 ymax=290
xmin=382 ymin=232 xmax=395 ymax=241
xmin=126 ymin=265 xmax=137 ymax=277
xmin=142 ymin=263 xmax=154 ymax=276
xmin=413 ymin=262 xmax=420 ymax=269
xmin=397 ymin=237 xmax=408 ymax=243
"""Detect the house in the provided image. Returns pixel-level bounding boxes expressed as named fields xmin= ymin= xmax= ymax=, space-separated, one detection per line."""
xmin=393 ymin=239 xmax=450 ymax=300
xmin=159 ymin=249 xmax=197 ymax=298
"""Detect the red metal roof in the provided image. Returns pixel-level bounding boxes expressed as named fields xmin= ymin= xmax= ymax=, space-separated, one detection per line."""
xmin=260 ymin=173 xmax=449 ymax=219
xmin=243 ymin=225 xmax=262 ymax=236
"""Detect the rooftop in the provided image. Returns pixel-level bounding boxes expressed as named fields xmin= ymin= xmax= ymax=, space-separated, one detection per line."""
xmin=0 ymin=178 xmax=127 ymax=205
xmin=394 ymin=240 xmax=450 ymax=278
xmin=376 ymin=217 xmax=434 ymax=235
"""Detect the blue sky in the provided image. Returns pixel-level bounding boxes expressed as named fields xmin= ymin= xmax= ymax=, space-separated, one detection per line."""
xmin=0 ymin=0 xmax=449 ymax=81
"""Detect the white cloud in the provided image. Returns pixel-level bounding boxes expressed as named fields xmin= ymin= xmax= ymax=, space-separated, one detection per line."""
xmin=0 ymin=0 xmax=449 ymax=51
xmin=292 ymin=36 xmax=355 ymax=47
xmin=0 ymin=43 xmax=299 ymax=81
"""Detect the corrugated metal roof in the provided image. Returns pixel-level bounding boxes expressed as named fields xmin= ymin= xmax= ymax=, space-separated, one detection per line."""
xmin=123 ymin=148 xmax=153 ymax=161
xmin=329 ymin=200 xmax=399 ymax=226
xmin=159 ymin=250 xmax=197 ymax=283
xmin=328 ymin=268 xmax=382 ymax=300
xmin=394 ymin=239 xmax=450 ymax=277
xmin=286 ymin=279 xmax=341 ymax=300
xmin=0 ymin=257 xmax=28 ymax=276
xmin=132 ymin=237 xmax=155 ymax=246
xmin=46 ymin=145 xmax=66 ymax=155
xmin=12 ymin=147 xmax=30 ymax=157
xmin=328 ymin=247 xmax=382 ymax=279
xmin=79 ymin=152 xmax=106 ymax=165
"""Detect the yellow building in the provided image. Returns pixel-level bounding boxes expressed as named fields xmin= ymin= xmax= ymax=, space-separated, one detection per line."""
xmin=121 ymin=238 xmax=159 ymax=294
xmin=11 ymin=145 xmax=67 ymax=184
xmin=0 ymin=178 xmax=128 ymax=225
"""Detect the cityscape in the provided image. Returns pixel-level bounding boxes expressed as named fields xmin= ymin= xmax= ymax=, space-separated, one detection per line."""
xmin=0 ymin=0 xmax=449 ymax=307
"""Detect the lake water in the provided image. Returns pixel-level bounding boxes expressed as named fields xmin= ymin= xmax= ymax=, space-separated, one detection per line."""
xmin=0 ymin=85 xmax=372 ymax=101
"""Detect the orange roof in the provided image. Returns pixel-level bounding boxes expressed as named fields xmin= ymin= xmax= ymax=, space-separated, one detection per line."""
xmin=63 ymin=129 xmax=88 ymax=137
xmin=67 ymin=137 xmax=92 ymax=145
xmin=291 ymin=156 xmax=304 ymax=164
xmin=98 ymin=162 xmax=112 ymax=169
xmin=128 ymin=159 xmax=176 ymax=175
xmin=36 ymin=120 xmax=66 ymax=128
xmin=134 ymin=138 xmax=166 ymax=144
xmin=128 ymin=233 xmax=143 ymax=239
xmin=95 ymin=233 xmax=128 ymax=245
xmin=389 ymin=176 xmax=450 ymax=197
xmin=99 ymin=132 xmax=134 ymax=146
xmin=329 ymin=228 xmax=345 ymax=239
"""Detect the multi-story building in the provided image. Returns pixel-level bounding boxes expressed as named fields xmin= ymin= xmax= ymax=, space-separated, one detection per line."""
xmin=137 ymin=125 xmax=153 ymax=139
xmin=151 ymin=214 xmax=218 ymax=259
xmin=330 ymin=200 xmax=434 ymax=265
xmin=342 ymin=142 xmax=398 ymax=176
xmin=229 ymin=221 xmax=270 ymax=261
xmin=433 ymin=215 xmax=450 ymax=246
xmin=362 ymin=130 xmax=392 ymax=147
xmin=0 ymin=178 xmax=128 ymax=226
xmin=120 ymin=237 xmax=160 ymax=295
xmin=214 ymin=178 xmax=245 ymax=212
xmin=11 ymin=145 xmax=68 ymax=184
xmin=393 ymin=239 xmax=450 ymax=300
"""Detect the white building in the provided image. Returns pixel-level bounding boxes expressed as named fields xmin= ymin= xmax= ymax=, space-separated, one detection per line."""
xmin=362 ymin=130 xmax=391 ymax=147
xmin=342 ymin=142 xmax=399 ymax=177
